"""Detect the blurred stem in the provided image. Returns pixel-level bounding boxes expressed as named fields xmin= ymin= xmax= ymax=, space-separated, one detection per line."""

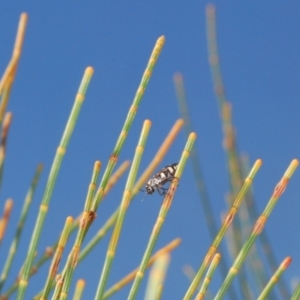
xmin=0 ymin=164 xmax=43 ymax=293
xmin=103 ymin=238 xmax=181 ymax=299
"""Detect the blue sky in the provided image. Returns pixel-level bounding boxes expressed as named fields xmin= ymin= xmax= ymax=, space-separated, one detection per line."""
xmin=0 ymin=2 xmax=300 ymax=299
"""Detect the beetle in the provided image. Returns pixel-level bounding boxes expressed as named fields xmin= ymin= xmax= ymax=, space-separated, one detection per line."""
xmin=141 ymin=163 xmax=178 ymax=195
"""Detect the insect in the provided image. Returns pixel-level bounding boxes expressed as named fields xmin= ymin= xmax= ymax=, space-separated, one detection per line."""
xmin=141 ymin=163 xmax=178 ymax=195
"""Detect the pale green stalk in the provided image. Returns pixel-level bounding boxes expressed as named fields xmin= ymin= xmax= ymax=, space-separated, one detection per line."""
xmin=95 ymin=120 xmax=151 ymax=300
xmin=214 ymin=159 xmax=298 ymax=300
xmin=0 ymin=164 xmax=43 ymax=293
xmin=51 ymin=274 xmax=63 ymax=300
xmin=183 ymin=159 xmax=262 ymax=300
xmin=195 ymin=253 xmax=221 ymax=300
xmin=144 ymin=253 xmax=170 ymax=300
xmin=128 ymin=132 xmax=196 ymax=300
xmin=17 ymin=67 xmax=94 ymax=300
xmin=84 ymin=161 xmax=101 ymax=211
xmin=206 ymin=4 xmax=253 ymax=297
xmin=72 ymin=279 xmax=85 ymax=300
xmin=154 ymin=285 xmax=163 ymax=300
xmin=78 ymin=210 xmax=116 ymax=262
xmin=257 ymin=257 xmax=292 ymax=300
xmin=0 ymin=85 xmax=12 ymax=142
xmin=56 ymin=163 xmax=106 ymax=300
xmin=291 ymin=282 xmax=300 ymax=300
xmin=91 ymin=36 xmax=165 ymax=213
xmin=239 ymin=155 xmax=269 ymax=293
xmin=40 ymin=217 xmax=74 ymax=299
xmin=103 ymin=238 xmax=181 ymax=299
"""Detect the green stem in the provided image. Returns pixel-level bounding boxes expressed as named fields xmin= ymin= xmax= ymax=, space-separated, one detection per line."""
xmin=40 ymin=217 xmax=74 ymax=299
xmin=257 ymin=257 xmax=292 ymax=300
xmin=94 ymin=120 xmax=151 ymax=300
xmin=128 ymin=132 xmax=196 ymax=300
xmin=195 ymin=253 xmax=221 ymax=300
xmin=0 ymin=164 xmax=43 ymax=293
xmin=16 ymin=67 xmax=93 ymax=300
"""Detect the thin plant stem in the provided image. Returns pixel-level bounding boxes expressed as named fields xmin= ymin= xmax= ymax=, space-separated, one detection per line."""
xmin=154 ymin=285 xmax=163 ymax=300
xmin=195 ymin=253 xmax=221 ymax=300
xmin=0 ymin=199 xmax=13 ymax=244
xmin=0 ymin=112 xmax=12 ymax=187
xmin=0 ymin=85 xmax=12 ymax=146
xmin=257 ymin=257 xmax=292 ymax=300
xmin=94 ymin=120 xmax=151 ymax=300
xmin=72 ymin=279 xmax=85 ymax=300
xmin=90 ymin=36 xmax=165 ymax=213
xmin=291 ymin=282 xmax=300 ymax=300
xmin=52 ymin=274 xmax=63 ymax=300
xmin=144 ymin=253 xmax=170 ymax=300
xmin=77 ymin=211 xmax=116 ymax=263
xmin=17 ymin=67 xmax=94 ymax=300
xmin=183 ymin=159 xmax=262 ymax=300
xmin=239 ymin=154 xmax=269 ymax=293
xmin=173 ymin=73 xmax=237 ymax=299
xmin=206 ymin=5 xmax=254 ymax=297
xmin=40 ymin=217 xmax=74 ymax=300
xmin=103 ymin=238 xmax=181 ymax=299
xmin=128 ymin=132 xmax=196 ymax=300
xmin=214 ymin=159 xmax=298 ymax=300
xmin=0 ymin=163 xmax=43 ymax=293
xmin=84 ymin=161 xmax=102 ymax=212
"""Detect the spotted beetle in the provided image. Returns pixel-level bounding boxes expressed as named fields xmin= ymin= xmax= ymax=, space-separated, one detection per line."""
xmin=141 ymin=163 xmax=178 ymax=195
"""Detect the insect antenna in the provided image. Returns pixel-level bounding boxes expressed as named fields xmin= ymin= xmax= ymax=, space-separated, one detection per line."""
xmin=140 ymin=191 xmax=148 ymax=201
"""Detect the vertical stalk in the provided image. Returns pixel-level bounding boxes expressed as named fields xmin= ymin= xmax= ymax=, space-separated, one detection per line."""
xmin=195 ymin=253 xmax=221 ymax=300
xmin=128 ymin=132 xmax=196 ymax=300
xmin=72 ymin=279 xmax=85 ymax=300
xmin=17 ymin=67 xmax=93 ymax=300
xmin=40 ymin=217 xmax=74 ymax=299
xmin=0 ymin=164 xmax=43 ymax=292
xmin=94 ymin=120 xmax=151 ymax=300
